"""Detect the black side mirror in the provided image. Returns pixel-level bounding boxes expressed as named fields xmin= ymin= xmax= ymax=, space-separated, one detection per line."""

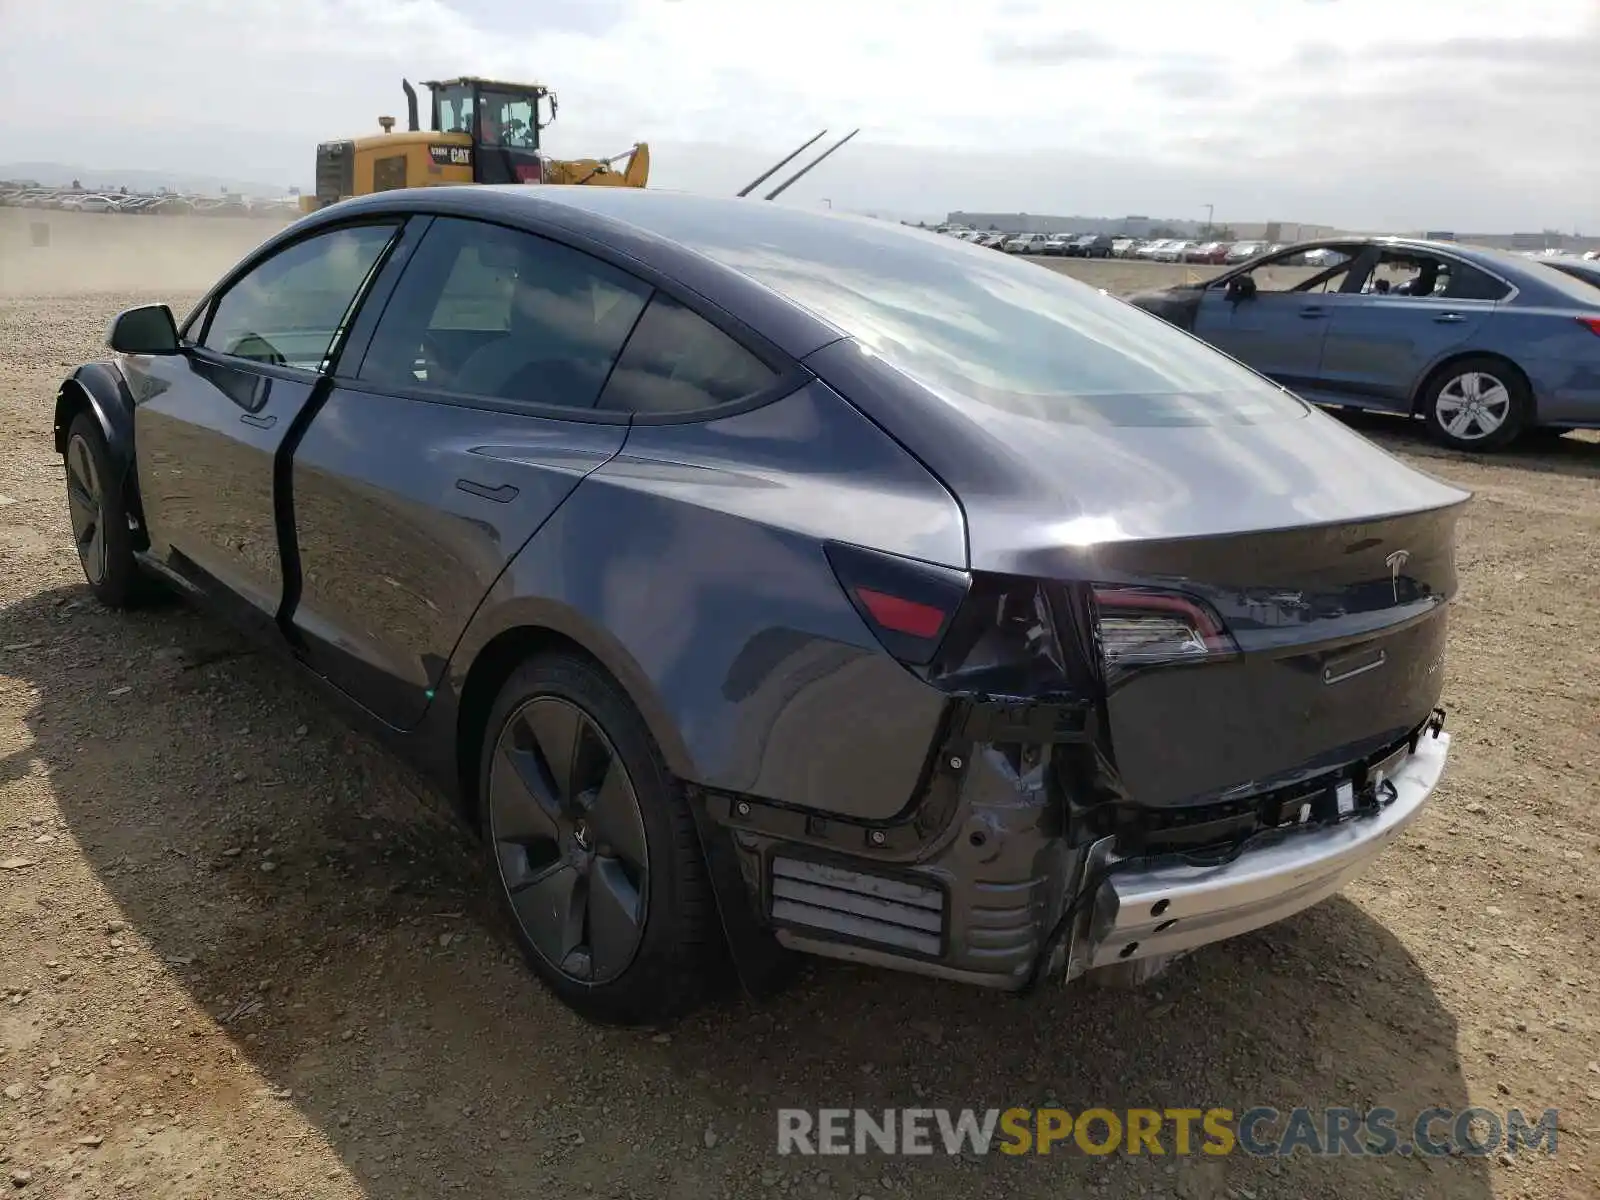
xmin=106 ymin=304 xmax=179 ymax=355
xmin=1223 ymin=275 xmax=1258 ymax=304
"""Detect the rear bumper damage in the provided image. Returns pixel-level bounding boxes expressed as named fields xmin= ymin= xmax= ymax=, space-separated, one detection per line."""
xmin=1062 ymin=723 xmax=1450 ymax=981
xmin=697 ymin=702 xmax=1452 ymax=995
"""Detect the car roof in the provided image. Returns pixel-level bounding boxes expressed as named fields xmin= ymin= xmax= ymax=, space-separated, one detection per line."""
xmin=278 ymin=186 xmax=872 ymax=361
xmin=1269 ymin=234 xmax=1537 ymax=273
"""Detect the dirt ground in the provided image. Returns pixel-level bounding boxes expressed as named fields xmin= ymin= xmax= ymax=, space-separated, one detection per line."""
xmin=1 ymin=211 xmax=1598 ymax=1200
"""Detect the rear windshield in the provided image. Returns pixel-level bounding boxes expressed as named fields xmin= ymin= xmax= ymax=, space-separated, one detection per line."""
xmin=631 ymin=204 xmax=1307 ymax=426
xmin=1528 ymin=259 xmax=1600 ymax=300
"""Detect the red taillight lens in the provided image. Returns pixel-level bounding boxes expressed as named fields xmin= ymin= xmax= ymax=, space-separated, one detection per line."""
xmin=854 ymin=587 xmax=948 ymax=639
xmin=1091 ymin=586 xmax=1237 ymax=667
xmin=1578 ymin=317 xmax=1600 ymax=337
xmin=825 ymin=542 xmax=969 ymax=666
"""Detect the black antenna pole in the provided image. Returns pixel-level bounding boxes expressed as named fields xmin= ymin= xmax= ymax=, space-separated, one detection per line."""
xmin=762 ymin=129 xmax=859 ymax=201
xmin=735 ymin=130 xmax=828 ymax=197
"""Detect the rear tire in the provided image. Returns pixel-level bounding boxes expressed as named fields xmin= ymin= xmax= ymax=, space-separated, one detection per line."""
xmin=478 ymin=651 xmax=724 ymax=1025
xmin=63 ymin=412 xmax=151 ymax=608
xmin=1419 ymin=356 xmax=1530 ymax=452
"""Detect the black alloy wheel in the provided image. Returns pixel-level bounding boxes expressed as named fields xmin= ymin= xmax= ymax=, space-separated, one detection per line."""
xmin=479 ymin=653 xmax=727 ymax=1025
xmin=62 ymin=412 xmax=150 ymax=608
xmin=65 ymin=427 xmax=107 ymax=587
xmin=487 ymin=695 xmax=651 ymax=985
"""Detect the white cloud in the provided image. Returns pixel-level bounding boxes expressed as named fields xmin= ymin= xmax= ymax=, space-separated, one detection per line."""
xmin=1 ymin=0 xmax=1596 ymax=230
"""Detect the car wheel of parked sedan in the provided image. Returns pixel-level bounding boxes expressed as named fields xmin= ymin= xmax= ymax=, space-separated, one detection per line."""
xmin=63 ymin=412 xmax=150 ymax=608
xmin=479 ymin=652 xmax=723 ymax=1026
xmin=1420 ymin=357 xmax=1529 ymax=452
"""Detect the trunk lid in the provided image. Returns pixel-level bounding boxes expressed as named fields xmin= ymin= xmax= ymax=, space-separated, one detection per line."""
xmin=802 ymin=340 xmax=1472 ymax=808
xmin=1088 ymin=503 xmax=1461 ymax=807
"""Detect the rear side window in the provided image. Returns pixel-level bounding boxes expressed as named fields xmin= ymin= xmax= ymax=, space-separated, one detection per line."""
xmin=1439 ymin=261 xmax=1511 ymax=301
xmin=597 ymin=294 xmax=779 ymax=415
xmin=356 ymin=216 xmax=650 ymax=410
xmin=201 ymin=223 xmax=396 ymax=370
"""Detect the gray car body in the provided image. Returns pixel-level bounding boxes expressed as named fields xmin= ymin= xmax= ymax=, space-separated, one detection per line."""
xmin=56 ymin=187 xmax=1471 ymax=992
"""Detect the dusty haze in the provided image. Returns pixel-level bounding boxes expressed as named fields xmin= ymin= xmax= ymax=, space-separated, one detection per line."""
xmin=0 ymin=209 xmax=294 ymax=298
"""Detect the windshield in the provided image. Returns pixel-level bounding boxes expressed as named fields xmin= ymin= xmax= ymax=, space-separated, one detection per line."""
xmin=605 ymin=198 xmax=1306 ymax=427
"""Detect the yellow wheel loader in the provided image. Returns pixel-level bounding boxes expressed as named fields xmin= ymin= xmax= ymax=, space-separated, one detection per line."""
xmin=299 ymin=75 xmax=859 ymax=212
xmin=300 ymin=77 xmax=649 ymax=213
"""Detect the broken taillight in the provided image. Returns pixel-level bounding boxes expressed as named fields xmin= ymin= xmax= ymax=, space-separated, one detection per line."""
xmin=1091 ymin=586 xmax=1238 ymax=668
xmin=827 ymin=543 xmax=1237 ymax=687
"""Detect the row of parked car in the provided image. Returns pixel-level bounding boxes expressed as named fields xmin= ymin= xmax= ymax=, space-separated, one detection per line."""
xmin=941 ymin=227 xmax=1292 ymax=264
xmin=0 ymin=187 xmax=302 ymax=217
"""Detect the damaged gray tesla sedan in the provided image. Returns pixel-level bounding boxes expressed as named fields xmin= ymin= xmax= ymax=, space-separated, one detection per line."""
xmin=57 ymin=186 xmax=1464 ymax=1025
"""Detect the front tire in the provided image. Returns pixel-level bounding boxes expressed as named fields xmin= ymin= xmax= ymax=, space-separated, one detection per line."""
xmin=63 ymin=412 xmax=149 ymax=608
xmin=478 ymin=651 xmax=724 ymax=1025
xmin=1420 ymin=356 xmax=1530 ymax=452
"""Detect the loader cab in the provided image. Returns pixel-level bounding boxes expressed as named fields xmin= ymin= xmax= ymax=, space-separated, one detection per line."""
xmin=422 ymin=76 xmax=555 ymax=185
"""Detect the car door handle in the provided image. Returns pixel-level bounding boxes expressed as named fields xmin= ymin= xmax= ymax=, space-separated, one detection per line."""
xmin=456 ymin=479 xmax=518 ymax=503
xmin=1299 ymin=307 xmax=1327 ymax=319
xmin=239 ymin=412 xmax=277 ymax=429
xmin=1434 ymin=312 xmax=1466 ymax=323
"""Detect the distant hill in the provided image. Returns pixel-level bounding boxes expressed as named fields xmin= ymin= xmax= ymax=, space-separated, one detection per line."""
xmin=0 ymin=161 xmax=291 ymax=197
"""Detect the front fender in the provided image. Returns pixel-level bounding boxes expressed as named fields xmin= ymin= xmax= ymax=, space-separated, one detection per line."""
xmin=55 ymin=361 xmax=133 ymax=458
xmin=54 ymin=361 xmax=147 ymax=544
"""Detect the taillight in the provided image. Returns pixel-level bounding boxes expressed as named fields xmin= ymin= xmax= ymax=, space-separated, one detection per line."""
xmin=1091 ymin=586 xmax=1237 ymax=668
xmin=824 ymin=542 xmax=969 ymax=666
xmin=826 ymin=546 xmax=1237 ymax=687
xmin=1578 ymin=317 xmax=1600 ymax=337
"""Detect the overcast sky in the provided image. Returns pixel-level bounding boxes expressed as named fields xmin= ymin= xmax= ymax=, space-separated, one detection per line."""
xmin=2 ymin=0 xmax=1596 ymax=231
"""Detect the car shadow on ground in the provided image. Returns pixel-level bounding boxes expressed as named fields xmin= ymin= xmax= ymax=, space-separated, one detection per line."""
xmin=5 ymin=584 xmax=1493 ymax=1200
xmin=1330 ymin=407 xmax=1600 ymax=481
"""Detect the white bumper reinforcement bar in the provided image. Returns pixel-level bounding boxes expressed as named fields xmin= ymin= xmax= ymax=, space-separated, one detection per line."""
xmin=1079 ymin=729 xmax=1451 ymax=972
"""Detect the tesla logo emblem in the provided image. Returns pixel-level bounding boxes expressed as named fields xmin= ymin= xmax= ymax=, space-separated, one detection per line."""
xmin=1385 ymin=549 xmax=1410 ymax=602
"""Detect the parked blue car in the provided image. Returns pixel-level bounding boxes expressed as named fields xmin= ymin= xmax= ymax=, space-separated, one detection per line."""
xmin=1127 ymin=237 xmax=1600 ymax=451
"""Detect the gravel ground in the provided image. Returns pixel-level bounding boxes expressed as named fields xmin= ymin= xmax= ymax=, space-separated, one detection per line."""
xmin=1 ymin=213 xmax=1598 ymax=1199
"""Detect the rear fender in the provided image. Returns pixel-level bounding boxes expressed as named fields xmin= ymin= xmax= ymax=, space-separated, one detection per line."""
xmin=429 ymin=590 xmax=801 ymax=1000
xmin=54 ymin=362 xmax=148 ymax=547
xmin=1407 ymin=350 xmax=1535 ymax=421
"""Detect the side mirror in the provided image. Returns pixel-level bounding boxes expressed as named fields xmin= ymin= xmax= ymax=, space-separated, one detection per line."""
xmin=1223 ymin=275 xmax=1258 ymax=304
xmin=106 ymin=304 xmax=179 ymax=355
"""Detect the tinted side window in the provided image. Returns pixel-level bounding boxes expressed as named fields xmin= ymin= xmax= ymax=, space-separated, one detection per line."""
xmin=597 ymin=294 xmax=779 ymax=415
xmin=356 ymin=216 xmax=650 ymax=410
xmin=201 ymin=224 xmax=396 ymax=370
xmin=1440 ymin=262 xmax=1511 ymax=301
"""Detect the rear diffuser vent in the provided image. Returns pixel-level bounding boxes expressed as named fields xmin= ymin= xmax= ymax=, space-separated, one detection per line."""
xmin=770 ymin=857 xmax=944 ymax=957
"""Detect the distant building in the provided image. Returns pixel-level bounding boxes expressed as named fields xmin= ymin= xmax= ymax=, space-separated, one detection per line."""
xmin=946 ymin=213 xmax=1070 ymax=234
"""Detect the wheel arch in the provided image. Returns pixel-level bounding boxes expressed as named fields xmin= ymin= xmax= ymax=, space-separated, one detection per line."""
xmin=1410 ymin=350 xmax=1536 ymax=422
xmin=54 ymin=365 xmax=148 ymax=548
xmin=449 ymin=609 xmax=696 ymax=825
